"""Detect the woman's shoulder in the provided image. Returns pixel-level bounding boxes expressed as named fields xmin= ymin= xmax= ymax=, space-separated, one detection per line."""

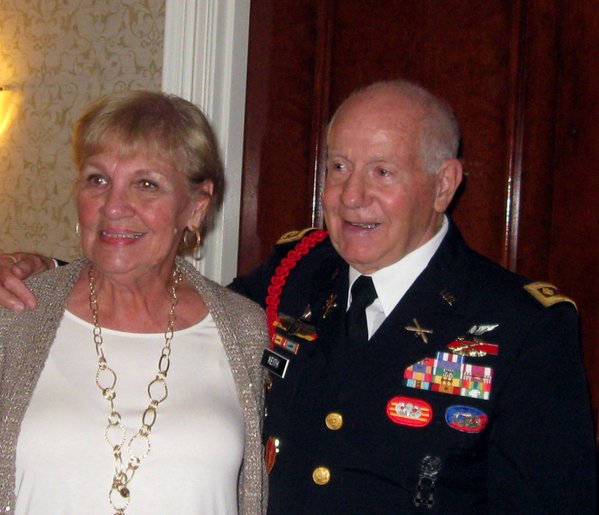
xmin=20 ymin=256 xmax=88 ymax=311
xmin=25 ymin=256 xmax=88 ymax=290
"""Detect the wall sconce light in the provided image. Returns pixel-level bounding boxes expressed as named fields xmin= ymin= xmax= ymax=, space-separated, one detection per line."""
xmin=0 ymin=86 xmax=16 ymax=135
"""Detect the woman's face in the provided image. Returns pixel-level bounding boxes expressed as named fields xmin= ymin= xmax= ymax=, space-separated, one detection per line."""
xmin=77 ymin=150 xmax=211 ymax=281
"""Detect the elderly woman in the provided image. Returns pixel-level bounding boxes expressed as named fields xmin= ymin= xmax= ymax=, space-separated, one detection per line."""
xmin=0 ymin=91 xmax=268 ymax=515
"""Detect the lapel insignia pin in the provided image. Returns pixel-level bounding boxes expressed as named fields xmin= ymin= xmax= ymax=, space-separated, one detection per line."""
xmin=405 ymin=318 xmax=434 ymax=343
xmin=440 ymin=289 xmax=456 ymax=306
xmin=300 ymin=305 xmax=312 ymax=321
xmin=322 ymin=294 xmax=338 ymax=319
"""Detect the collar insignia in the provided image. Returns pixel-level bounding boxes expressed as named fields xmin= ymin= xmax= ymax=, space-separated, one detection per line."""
xmin=440 ymin=289 xmax=456 ymax=305
xmin=322 ymin=294 xmax=338 ymax=319
xmin=405 ymin=318 xmax=434 ymax=343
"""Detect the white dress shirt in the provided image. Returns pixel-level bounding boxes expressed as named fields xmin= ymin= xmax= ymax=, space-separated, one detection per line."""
xmin=348 ymin=216 xmax=449 ymax=339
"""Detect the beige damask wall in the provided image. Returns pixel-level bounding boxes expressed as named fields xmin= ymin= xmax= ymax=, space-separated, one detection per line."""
xmin=0 ymin=0 xmax=165 ymax=260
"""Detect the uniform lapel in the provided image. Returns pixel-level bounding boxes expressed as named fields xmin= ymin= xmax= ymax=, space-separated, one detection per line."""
xmin=366 ymin=221 xmax=475 ymax=362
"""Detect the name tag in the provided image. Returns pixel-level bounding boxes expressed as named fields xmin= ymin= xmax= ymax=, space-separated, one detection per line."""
xmin=261 ymin=348 xmax=289 ymax=378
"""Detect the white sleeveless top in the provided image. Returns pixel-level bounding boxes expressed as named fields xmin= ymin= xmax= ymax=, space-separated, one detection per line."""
xmin=14 ymin=310 xmax=245 ymax=515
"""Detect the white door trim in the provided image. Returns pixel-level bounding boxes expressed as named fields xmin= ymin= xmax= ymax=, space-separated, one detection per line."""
xmin=162 ymin=0 xmax=250 ymax=285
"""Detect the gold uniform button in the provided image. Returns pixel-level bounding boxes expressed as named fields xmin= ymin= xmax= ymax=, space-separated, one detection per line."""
xmin=312 ymin=466 xmax=331 ymax=485
xmin=325 ymin=412 xmax=343 ymax=430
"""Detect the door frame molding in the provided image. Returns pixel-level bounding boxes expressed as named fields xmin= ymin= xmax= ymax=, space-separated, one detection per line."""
xmin=162 ymin=0 xmax=250 ymax=284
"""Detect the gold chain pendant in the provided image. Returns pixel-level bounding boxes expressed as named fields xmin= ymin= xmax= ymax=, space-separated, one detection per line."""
xmin=89 ymin=265 xmax=182 ymax=514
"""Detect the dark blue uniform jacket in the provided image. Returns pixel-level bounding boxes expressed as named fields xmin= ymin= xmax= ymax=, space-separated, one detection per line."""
xmin=230 ymin=220 xmax=597 ymax=515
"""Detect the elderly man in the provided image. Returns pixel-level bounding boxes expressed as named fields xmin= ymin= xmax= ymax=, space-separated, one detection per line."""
xmin=230 ymin=81 xmax=597 ymax=514
xmin=1 ymin=80 xmax=597 ymax=514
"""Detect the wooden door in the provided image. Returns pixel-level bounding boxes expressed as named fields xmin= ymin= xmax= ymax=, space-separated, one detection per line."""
xmin=239 ymin=0 xmax=599 ymax=441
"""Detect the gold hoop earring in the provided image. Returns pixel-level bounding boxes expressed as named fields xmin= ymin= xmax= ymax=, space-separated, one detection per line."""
xmin=184 ymin=226 xmax=201 ymax=253
xmin=75 ymin=222 xmax=81 ymax=236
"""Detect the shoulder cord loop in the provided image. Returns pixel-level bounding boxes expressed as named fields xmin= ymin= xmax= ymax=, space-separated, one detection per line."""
xmin=265 ymin=230 xmax=328 ymax=344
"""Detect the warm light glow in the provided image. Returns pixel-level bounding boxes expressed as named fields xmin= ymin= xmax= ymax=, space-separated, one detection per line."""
xmin=0 ymin=87 xmax=17 ymax=135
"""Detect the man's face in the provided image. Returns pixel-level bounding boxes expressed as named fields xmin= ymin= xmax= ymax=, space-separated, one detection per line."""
xmin=322 ymin=92 xmax=448 ymax=274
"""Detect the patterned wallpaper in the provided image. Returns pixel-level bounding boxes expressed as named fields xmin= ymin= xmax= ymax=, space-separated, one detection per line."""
xmin=0 ymin=0 xmax=165 ymax=260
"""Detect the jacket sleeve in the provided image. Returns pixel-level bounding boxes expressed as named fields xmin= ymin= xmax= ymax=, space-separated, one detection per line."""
xmin=487 ymin=304 xmax=597 ymax=514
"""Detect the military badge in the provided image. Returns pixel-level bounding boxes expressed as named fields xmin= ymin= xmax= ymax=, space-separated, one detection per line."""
xmin=270 ymin=311 xmax=319 ymax=355
xmin=447 ymin=337 xmax=499 ymax=357
xmin=467 ymin=324 xmax=498 ymax=335
xmin=322 ymin=294 xmax=338 ymax=318
xmin=404 ymin=352 xmax=493 ymax=400
xmin=440 ymin=288 xmax=456 ymax=305
xmin=271 ymin=333 xmax=300 ymax=354
xmin=414 ymin=456 xmax=442 ymax=507
xmin=405 ymin=318 xmax=433 ymax=343
xmin=386 ymin=396 xmax=433 ymax=427
xmin=445 ymin=405 xmax=488 ymax=433
xmin=275 ymin=313 xmax=317 ymax=341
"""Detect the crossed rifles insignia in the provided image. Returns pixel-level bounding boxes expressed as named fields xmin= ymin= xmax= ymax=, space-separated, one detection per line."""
xmin=405 ymin=319 xmax=434 ymax=343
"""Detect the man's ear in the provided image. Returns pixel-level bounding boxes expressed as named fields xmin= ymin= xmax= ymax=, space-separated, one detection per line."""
xmin=433 ymin=159 xmax=463 ymax=213
xmin=187 ymin=180 xmax=214 ymax=230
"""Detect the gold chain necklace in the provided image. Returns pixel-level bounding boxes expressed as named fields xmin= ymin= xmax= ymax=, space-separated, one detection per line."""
xmin=89 ymin=265 xmax=182 ymax=515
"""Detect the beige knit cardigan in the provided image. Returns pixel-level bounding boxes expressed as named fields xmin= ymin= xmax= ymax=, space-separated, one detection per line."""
xmin=0 ymin=256 xmax=269 ymax=515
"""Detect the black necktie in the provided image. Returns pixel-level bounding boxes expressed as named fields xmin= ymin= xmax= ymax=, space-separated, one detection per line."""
xmin=346 ymin=275 xmax=378 ymax=349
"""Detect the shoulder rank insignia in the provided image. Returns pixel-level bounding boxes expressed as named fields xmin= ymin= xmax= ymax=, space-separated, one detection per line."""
xmin=524 ymin=282 xmax=577 ymax=311
xmin=276 ymin=227 xmax=318 ymax=245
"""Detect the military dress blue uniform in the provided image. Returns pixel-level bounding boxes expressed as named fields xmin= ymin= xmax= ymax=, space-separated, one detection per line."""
xmin=230 ymin=219 xmax=597 ymax=515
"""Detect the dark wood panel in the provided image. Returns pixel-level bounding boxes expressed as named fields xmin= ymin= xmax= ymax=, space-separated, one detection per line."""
xmin=239 ymin=0 xmax=321 ymax=275
xmin=548 ymin=0 xmax=599 ymax=434
xmin=515 ymin=0 xmax=561 ymax=280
